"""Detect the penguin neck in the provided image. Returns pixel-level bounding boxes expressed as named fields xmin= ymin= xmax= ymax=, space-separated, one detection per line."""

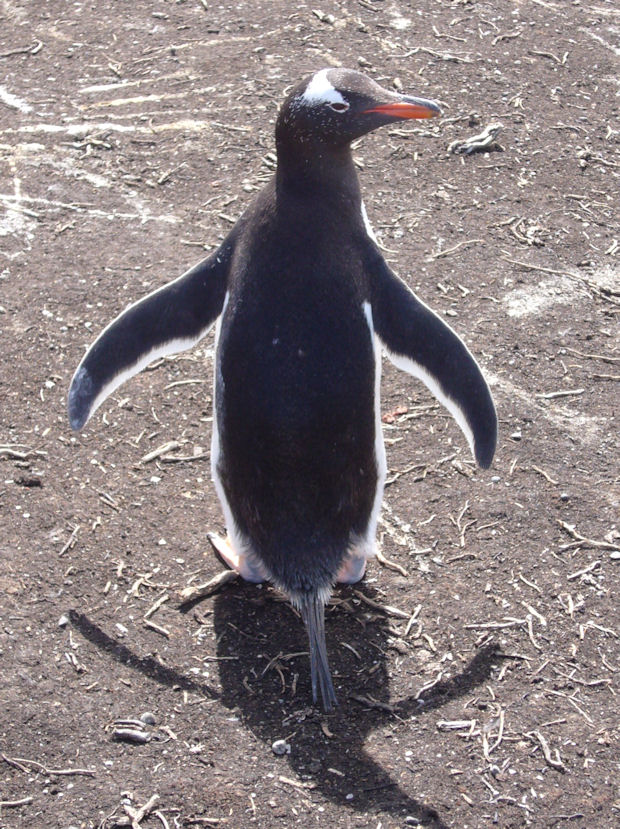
xmin=275 ymin=138 xmax=362 ymax=210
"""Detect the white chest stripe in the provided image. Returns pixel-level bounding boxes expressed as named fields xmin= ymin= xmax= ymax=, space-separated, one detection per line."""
xmin=210 ymin=293 xmax=263 ymax=568
xmin=360 ymin=200 xmax=379 ymax=246
xmin=361 ymin=301 xmax=387 ymax=553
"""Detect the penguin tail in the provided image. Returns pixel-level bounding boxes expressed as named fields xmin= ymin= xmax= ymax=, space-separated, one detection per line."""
xmin=297 ymin=591 xmax=337 ymax=712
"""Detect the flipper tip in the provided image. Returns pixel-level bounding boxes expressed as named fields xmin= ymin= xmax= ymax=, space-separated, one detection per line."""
xmin=67 ymin=366 xmax=93 ymax=431
xmin=475 ymin=441 xmax=496 ymax=470
xmin=474 ymin=417 xmax=498 ymax=469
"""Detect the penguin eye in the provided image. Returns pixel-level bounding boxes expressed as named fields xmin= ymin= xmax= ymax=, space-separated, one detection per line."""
xmin=328 ymin=101 xmax=350 ymax=113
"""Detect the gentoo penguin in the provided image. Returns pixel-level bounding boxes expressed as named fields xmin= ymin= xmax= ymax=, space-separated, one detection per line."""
xmin=68 ymin=68 xmax=497 ymax=711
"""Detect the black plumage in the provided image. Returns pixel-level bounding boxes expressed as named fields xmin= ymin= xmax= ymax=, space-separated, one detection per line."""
xmin=69 ymin=68 xmax=496 ymax=710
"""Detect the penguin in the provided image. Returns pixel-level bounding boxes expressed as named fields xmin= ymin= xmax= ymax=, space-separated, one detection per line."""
xmin=68 ymin=68 xmax=497 ymax=712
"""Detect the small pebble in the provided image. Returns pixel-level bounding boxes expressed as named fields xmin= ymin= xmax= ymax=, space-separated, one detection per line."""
xmin=271 ymin=739 xmax=291 ymax=756
xmin=510 ymin=430 xmax=522 ymax=441
xmin=491 ymin=475 xmax=501 ymax=483
xmin=58 ymin=614 xmax=69 ymax=627
xmin=610 ymin=551 xmax=620 ymax=561
xmin=140 ymin=712 xmax=156 ymax=725
xmin=560 ymin=492 xmax=569 ymax=501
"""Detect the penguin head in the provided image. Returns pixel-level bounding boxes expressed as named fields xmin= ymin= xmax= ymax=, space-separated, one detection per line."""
xmin=276 ymin=67 xmax=441 ymax=151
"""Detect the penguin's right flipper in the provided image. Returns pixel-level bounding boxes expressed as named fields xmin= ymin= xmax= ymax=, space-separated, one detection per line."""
xmin=368 ymin=253 xmax=497 ymax=468
xmin=68 ymin=240 xmax=233 ymax=430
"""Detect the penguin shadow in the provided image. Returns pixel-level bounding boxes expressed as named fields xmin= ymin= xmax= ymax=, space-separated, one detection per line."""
xmin=69 ymin=588 xmax=499 ymax=827
xmin=67 ymin=609 xmax=220 ymax=699
xmin=207 ymin=579 xmax=501 ymax=827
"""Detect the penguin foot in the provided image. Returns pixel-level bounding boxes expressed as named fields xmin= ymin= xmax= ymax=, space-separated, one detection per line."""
xmin=336 ymin=553 xmax=367 ymax=584
xmin=207 ymin=533 xmax=266 ymax=583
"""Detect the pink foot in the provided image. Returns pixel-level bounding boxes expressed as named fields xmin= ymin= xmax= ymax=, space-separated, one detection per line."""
xmin=336 ymin=553 xmax=367 ymax=584
xmin=207 ymin=533 xmax=266 ymax=583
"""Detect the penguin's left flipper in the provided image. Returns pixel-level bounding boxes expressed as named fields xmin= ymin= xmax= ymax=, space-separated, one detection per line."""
xmin=68 ymin=240 xmax=234 ymax=431
xmin=369 ymin=255 xmax=497 ymax=468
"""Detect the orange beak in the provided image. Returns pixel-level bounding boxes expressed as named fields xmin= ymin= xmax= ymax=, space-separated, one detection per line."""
xmin=363 ymin=97 xmax=442 ymax=119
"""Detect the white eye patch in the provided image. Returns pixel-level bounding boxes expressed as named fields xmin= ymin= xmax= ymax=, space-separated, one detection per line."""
xmin=328 ymin=101 xmax=349 ymax=113
xmin=301 ymin=68 xmax=348 ymax=108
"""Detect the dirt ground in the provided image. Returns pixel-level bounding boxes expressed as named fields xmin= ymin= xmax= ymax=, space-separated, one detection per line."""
xmin=1 ymin=0 xmax=619 ymax=827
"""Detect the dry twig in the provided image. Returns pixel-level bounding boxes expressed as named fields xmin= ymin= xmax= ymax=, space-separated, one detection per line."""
xmin=123 ymin=794 xmax=160 ymax=828
xmin=140 ymin=441 xmax=181 ymax=463
xmin=432 ymin=239 xmax=485 ymax=259
xmin=352 ymin=590 xmax=410 ymax=619
xmin=558 ymin=521 xmax=619 ymax=551
xmin=0 ymin=796 xmax=34 ymax=809
xmin=59 ymin=524 xmax=80 ymax=556
xmin=527 ymin=730 xmax=566 ymax=771
xmin=350 ymin=693 xmax=397 ymax=714
xmin=1 ymin=754 xmax=95 ymax=776
xmin=178 ymin=569 xmax=238 ymax=603
xmin=375 ymin=548 xmax=408 ymax=577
